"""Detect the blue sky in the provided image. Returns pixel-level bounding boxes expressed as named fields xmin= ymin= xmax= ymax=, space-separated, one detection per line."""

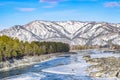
xmin=0 ymin=0 xmax=120 ymax=29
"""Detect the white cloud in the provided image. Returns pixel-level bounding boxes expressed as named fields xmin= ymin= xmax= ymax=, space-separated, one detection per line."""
xmin=104 ymin=2 xmax=120 ymax=7
xmin=40 ymin=0 xmax=58 ymax=8
xmin=79 ymin=0 xmax=97 ymax=1
xmin=16 ymin=8 xmax=36 ymax=12
xmin=42 ymin=5 xmax=55 ymax=8
xmin=40 ymin=0 xmax=62 ymax=3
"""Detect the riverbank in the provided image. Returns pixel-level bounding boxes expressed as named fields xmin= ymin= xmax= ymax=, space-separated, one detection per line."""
xmin=0 ymin=52 xmax=76 ymax=72
xmin=83 ymin=52 xmax=120 ymax=79
xmin=1 ymin=50 xmax=120 ymax=80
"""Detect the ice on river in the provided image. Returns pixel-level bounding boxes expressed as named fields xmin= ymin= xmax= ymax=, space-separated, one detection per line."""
xmin=42 ymin=50 xmax=120 ymax=80
xmin=42 ymin=63 xmax=90 ymax=75
xmin=42 ymin=54 xmax=91 ymax=76
xmin=1 ymin=50 xmax=120 ymax=80
xmin=2 ymin=72 xmax=45 ymax=80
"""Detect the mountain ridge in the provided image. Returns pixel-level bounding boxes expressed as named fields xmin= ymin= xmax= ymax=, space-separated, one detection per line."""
xmin=0 ymin=20 xmax=120 ymax=46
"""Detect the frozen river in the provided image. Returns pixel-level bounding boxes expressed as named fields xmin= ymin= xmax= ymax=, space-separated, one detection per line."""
xmin=0 ymin=50 xmax=119 ymax=80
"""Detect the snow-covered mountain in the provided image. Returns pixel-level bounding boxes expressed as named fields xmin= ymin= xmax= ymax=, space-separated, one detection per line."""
xmin=0 ymin=20 xmax=120 ymax=45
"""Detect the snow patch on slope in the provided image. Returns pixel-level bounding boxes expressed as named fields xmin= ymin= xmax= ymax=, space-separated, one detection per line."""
xmin=1 ymin=20 xmax=120 ymax=45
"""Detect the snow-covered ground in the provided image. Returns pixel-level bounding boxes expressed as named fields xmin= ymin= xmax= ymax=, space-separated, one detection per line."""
xmin=91 ymin=53 xmax=120 ymax=58
xmin=1 ymin=50 xmax=120 ymax=80
xmin=2 ymin=72 xmax=45 ymax=80
xmin=89 ymin=49 xmax=120 ymax=58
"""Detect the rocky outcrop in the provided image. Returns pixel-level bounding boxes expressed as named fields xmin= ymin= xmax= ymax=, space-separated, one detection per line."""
xmin=84 ymin=55 xmax=120 ymax=78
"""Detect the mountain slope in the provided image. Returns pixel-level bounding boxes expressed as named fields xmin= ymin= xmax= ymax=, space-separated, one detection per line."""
xmin=0 ymin=20 xmax=120 ymax=46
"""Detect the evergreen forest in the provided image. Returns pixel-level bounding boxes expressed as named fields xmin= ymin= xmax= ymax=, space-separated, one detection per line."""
xmin=0 ymin=35 xmax=70 ymax=62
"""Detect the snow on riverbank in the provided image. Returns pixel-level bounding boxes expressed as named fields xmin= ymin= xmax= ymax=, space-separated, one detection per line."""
xmin=85 ymin=50 xmax=120 ymax=80
xmin=91 ymin=53 xmax=120 ymax=58
xmin=2 ymin=72 xmax=45 ymax=80
xmin=92 ymin=77 xmax=118 ymax=80
xmin=0 ymin=53 xmax=61 ymax=71
xmin=89 ymin=50 xmax=120 ymax=58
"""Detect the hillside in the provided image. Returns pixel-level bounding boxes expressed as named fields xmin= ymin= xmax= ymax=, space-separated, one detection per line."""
xmin=0 ymin=20 xmax=120 ymax=46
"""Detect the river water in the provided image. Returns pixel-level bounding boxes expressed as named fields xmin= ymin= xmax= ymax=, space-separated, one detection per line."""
xmin=0 ymin=50 xmax=118 ymax=80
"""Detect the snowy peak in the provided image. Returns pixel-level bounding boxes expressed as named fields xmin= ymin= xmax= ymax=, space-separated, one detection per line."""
xmin=0 ymin=20 xmax=120 ymax=45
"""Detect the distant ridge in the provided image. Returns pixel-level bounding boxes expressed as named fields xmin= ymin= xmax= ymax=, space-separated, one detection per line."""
xmin=0 ymin=20 xmax=120 ymax=45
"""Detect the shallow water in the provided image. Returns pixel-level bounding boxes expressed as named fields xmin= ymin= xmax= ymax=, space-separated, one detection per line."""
xmin=0 ymin=50 xmax=118 ymax=80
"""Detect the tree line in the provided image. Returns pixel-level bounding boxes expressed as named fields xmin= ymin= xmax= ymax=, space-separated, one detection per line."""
xmin=0 ymin=35 xmax=70 ymax=62
xmin=71 ymin=45 xmax=98 ymax=50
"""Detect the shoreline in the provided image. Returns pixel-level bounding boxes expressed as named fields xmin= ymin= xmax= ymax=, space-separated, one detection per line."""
xmin=83 ymin=52 xmax=120 ymax=79
xmin=0 ymin=49 xmax=120 ymax=79
xmin=0 ymin=52 xmax=76 ymax=72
